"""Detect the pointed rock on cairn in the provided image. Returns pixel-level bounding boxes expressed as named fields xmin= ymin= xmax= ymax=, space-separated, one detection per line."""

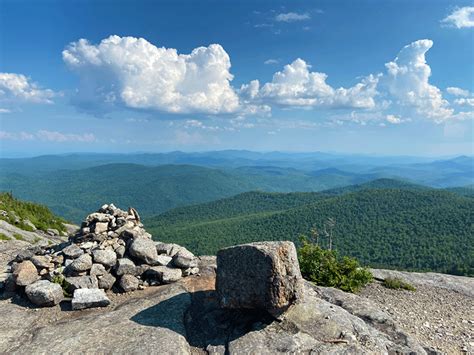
xmin=7 ymin=204 xmax=200 ymax=309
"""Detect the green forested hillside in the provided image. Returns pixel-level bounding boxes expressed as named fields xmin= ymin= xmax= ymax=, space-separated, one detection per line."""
xmin=146 ymin=187 xmax=474 ymax=276
xmin=0 ymin=164 xmax=258 ymax=222
xmin=0 ymin=164 xmax=374 ymax=222
xmin=0 ymin=192 xmax=67 ymax=233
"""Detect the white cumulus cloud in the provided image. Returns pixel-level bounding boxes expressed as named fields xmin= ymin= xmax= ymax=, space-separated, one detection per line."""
xmin=446 ymin=87 xmax=470 ymax=97
xmin=241 ymin=58 xmax=378 ymax=109
xmin=442 ymin=7 xmax=474 ymax=28
xmin=62 ymin=35 xmax=241 ymax=115
xmin=264 ymin=59 xmax=279 ymax=65
xmin=454 ymin=98 xmax=474 ymax=107
xmin=0 ymin=73 xmax=56 ymax=104
xmin=382 ymin=39 xmax=453 ymax=122
xmin=275 ymin=12 xmax=311 ymax=22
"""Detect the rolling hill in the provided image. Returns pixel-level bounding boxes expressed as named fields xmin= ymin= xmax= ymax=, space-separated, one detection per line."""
xmin=146 ymin=181 xmax=474 ymax=276
xmin=0 ymin=164 xmax=387 ymax=222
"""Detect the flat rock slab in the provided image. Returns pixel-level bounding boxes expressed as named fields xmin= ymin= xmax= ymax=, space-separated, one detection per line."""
xmin=1 ymin=283 xmax=191 ymax=354
xmin=370 ymin=268 xmax=474 ymax=298
xmin=71 ymin=288 xmax=111 ymax=310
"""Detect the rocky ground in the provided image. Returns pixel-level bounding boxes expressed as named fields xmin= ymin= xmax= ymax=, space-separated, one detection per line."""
xmin=359 ymin=270 xmax=474 ymax=354
xmin=3 ymin=249 xmax=472 ymax=354
xmin=1 ymin=209 xmax=473 ymax=354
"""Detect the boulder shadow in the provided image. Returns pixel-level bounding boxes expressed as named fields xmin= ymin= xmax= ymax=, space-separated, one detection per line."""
xmin=131 ymin=290 xmax=275 ymax=350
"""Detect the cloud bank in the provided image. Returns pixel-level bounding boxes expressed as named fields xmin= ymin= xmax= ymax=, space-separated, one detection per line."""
xmin=57 ymin=35 xmax=470 ymax=125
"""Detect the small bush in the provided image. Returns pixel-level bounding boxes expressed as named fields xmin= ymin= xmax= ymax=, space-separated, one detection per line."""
xmin=382 ymin=277 xmax=416 ymax=291
xmin=298 ymin=237 xmax=373 ymax=293
xmin=51 ymin=273 xmax=72 ymax=297
xmin=32 ymin=236 xmax=42 ymax=244
xmin=0 ymin=233 xmax=10 ymax=240
xmin=13 ymin=233 xmax=24 ymax=241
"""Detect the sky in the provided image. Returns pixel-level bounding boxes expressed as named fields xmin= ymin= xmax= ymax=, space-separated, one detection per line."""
xmin=0 ymin=0 xmax=473 ymax=157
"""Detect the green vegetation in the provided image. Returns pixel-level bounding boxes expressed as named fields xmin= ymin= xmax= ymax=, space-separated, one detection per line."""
xmin=382 ymin=277 xmax=416 ymax=291
xmin=51 ymin=273 xmax=72 ymax=297
xmin=0 ymin=164 xmax=373 ymax=223
xmin=0 ymin=233 xmax=10 ymax=240
xmin=12 ymin=233 xmax=24 ymax=241
xmin=146 ymin=185 xmax=474 ymax=276
xmin=0 ymin=192 xmax=66 ymax=233
xmin=298 ymin=238 xmax=372 ymax=292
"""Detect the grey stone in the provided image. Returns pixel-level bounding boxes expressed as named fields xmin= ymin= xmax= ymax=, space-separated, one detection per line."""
xmin=69 ymin=253 xmax=93 ymax=272
xmin=216 ymin=241 xmax=304 ymax=311
xmin=146 ymin=266 xmax=182 ymax=284
xmin=182 ymin=267 xmax=199 ymax=276
xmin=15 ymin=246 xmax=42 ymax=262
xmin=156 ymin=254 xmax=172 ymax=266
xmin=85 ymin=213 xmax=112 ymax=223
xmin=92 ymin=249 xmax=116 ymax=267
xmin=25 ymin=280 xmax=63 ymax=307
xmin=30 ymin=255 xmax=53 ymax=269
xmin=80 ymin=241 xmax=96 ymax=250
xmin=71 ymin=288 xmax=111 ymax=310
xmin=93 ymin=222 xmax=108 ymax=235
xmin=129 ymin=237 xmax=159 ymax=265
xmin=172 ymin=248 xmax=198 ymax=268
xmin=115 ymin=258 xmax=137 ymax=276
xmin=120 ymin=274 xmax=139 ymax=292
xmin=62 ymin=244 xmax=84 ymax=259
xmin=155 ymin=242 xmax=183 ymax=257
xmin=98 ymin=272 xmax=116 ymax=290
xmin=90 ymin=263 xmax=107 ymax=277
xmin=12 ymin=260 xmax=39 ymax=286
xmin=115 ymin=245 xmax=126 ymax=258
xmin=46 ymin=228 xmax=59 ymax=236
xmin=65 ymin=275 xmax=98 ymax=292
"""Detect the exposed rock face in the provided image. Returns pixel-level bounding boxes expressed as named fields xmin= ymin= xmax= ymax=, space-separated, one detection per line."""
xmin=25 ymin=280 xmax=63 ymax=307
xmin=71 ymin=288 xmax=111 ymax=310
xmin=216 ymin=241 xmax=304 ymax=311
xmin=371 ymin=268 xmax=474 ymax=298
xmin=0 ymin=253 xmax=437 ymax=353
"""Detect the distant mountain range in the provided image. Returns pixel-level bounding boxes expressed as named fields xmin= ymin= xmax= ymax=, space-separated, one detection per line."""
xmin=146 ymin=179 xmax=474 ymax=276
xmin=0 ymin=152 xmax=472 ymax=223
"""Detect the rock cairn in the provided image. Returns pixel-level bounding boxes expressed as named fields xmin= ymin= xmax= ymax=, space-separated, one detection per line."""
xmin=6 ymin=204 xmax=199 ymax=309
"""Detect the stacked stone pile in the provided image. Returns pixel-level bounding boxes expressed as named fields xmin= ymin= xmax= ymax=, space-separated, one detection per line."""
xmin=5 ymin=204 xmax=199 ymax=309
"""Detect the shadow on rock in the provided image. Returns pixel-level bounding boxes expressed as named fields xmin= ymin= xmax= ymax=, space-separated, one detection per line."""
xmin=131 ymin=290 xmax=275 ymax=350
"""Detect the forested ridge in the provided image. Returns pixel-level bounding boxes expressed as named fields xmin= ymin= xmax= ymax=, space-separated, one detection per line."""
xmin=146 ymin=183 xmax=473 ymax=276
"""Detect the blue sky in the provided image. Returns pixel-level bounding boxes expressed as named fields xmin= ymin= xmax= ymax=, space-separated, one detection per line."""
xmin=0 ymin=0 xmax=473 ymax=156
